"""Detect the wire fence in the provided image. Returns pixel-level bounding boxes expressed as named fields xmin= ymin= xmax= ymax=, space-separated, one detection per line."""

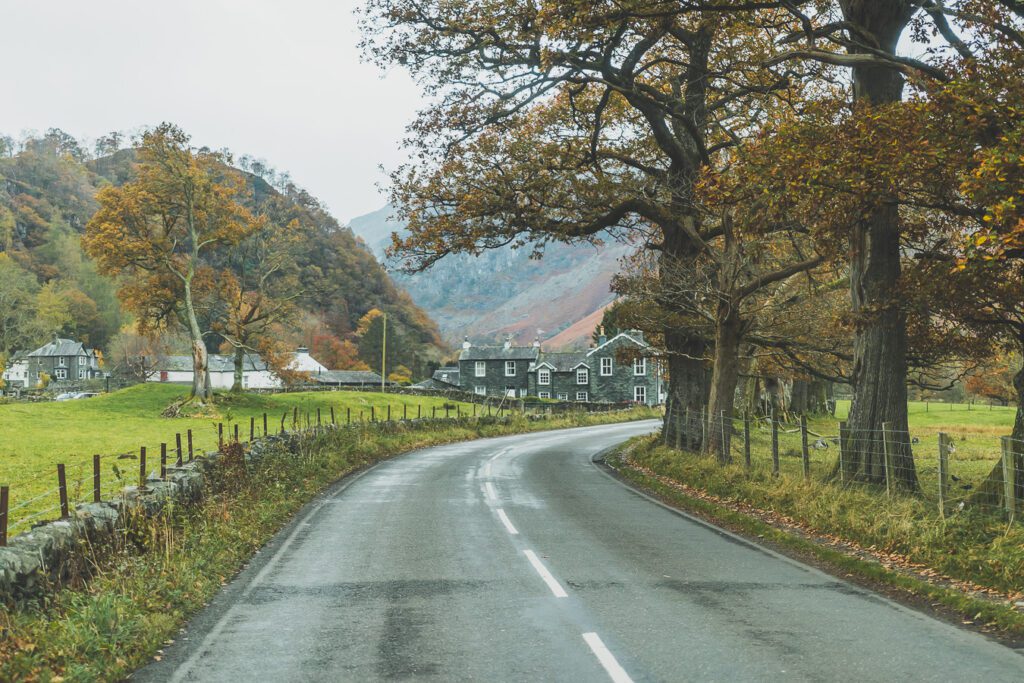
xmin=0 ymin=399 xmax=643 ymax=545
xmin=676 ymin=410 xmax=1022 ymax=524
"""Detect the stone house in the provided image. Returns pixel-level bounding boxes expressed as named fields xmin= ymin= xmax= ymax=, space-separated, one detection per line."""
xmin=1 ymin=351 xmax=30 ymax=389
xmin=458 ymin=338 xmax=539 ymax=398
xmin=23 ymin=337 xmax=102 ymax=386
xmin=457 ymin=331 xmax=662 ymax=405
xmin=411 ymin=366 xmax=460 ymax=391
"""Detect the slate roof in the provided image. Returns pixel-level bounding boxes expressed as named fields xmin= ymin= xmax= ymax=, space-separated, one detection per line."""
xmin=312 ymin=370 xmax=384 ymax=385
xmin=530 ymin=351 xmax=590 ymax=373
xmin=459 ymin=345 xmax=539 ymax=361
xmin=154 ymin=353 xmax=269 ymax=373
xmin=27 ymin=338 xmax=89 ymax=358
xmin=432 ymin=367 xmax=460 ymax=386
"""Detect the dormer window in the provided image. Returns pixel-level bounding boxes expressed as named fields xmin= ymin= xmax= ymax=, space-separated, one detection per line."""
xmin=538 ymin=368 xmax=550 ymax=385
xmin=577 ymin=368 xmax=589 ymax=385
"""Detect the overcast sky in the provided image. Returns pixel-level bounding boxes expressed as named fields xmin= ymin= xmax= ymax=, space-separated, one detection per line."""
xmin=0 ymin=0 xmax=420 ymax=222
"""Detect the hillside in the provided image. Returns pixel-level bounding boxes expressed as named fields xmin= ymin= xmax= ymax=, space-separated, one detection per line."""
xmin=349 ymin=205 xmax=633 ymax=350
xmin=0 ymin=130 xmax=447 ymax=378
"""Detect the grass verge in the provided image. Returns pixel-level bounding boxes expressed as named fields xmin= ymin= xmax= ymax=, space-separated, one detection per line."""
xmin=0 ymin=408 xmax=659 ymax=682
xmin=608 ymin=435 xmax=1024 ymax=640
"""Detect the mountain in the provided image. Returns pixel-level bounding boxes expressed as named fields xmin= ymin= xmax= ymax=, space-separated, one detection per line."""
xmin=349 ymin=205 xmax=632 ymax=350
xmin=0 ymin=130 xmax=447 ymax=377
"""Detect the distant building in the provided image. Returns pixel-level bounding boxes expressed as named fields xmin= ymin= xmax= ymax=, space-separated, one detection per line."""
xmin=411 ymin=366 xmax=460 ymax=391
xmin=11 ymin=337 xmax=103 ymax=387
xmin=310 ymin=370 xmax=385 ymax=388
xmin=456 ymin=331 xmax=662 ymax=405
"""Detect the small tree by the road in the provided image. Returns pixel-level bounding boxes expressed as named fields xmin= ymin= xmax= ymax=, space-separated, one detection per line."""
xmin=84 ymin=124 xmax=261 ymax=403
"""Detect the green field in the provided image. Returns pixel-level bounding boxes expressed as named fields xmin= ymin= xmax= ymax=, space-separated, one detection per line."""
xmin=0 ymin=384 xmax=473 ymax=533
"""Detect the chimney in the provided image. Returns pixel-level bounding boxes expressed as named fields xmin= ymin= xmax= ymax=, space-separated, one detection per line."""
xmin=503 ymin=335 xmax=512 ymax=350
xmin=533 ymin=336 xmax=541 ymax=349
xmin=463 ymin=336 xmax=471 ymax=350
xmin=598 ymin=325 xmax=607 ymax=345
xmin=631 ymin=329 xmax=645 ymax=342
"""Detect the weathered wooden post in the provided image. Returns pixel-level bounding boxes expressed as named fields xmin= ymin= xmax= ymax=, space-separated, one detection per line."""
xmin=187 ymin=429 xmax=194 ymax=462
xmin=264 ymin=412 xmax=269 ymax=435
xmin=371 ymin=406 xmax=376 ymax=422
xmin=280 ymin=411 xmax=287 ymax=434
xmin=800 ymin=415 xmax=810 ymax=481
xmin=1001 ymin=437 xmax=1017 ymax=524
xmin=388 ymin=405 xmax=392 ymax=422
xmin=937 ymin=432 xmax=950 ymax=518
xmin=432 ymin=406 xmax=437 ymax=419
xmin=882 ymin=422 xmax=895 ymax=497
xmin=218 ymin=423 xmax=224 ymax=448
xmin=176 ymin=433 xmax=183 ymax=467
xmin=234 ymin=423 xmax=239 ymax=443
xmin=838 ymin=421 xmax=847 ymax=484
xmin=0 ymin=485 xmax=8 ymax=547
xmin=317 ymin=408 xmax=322 ymax=426
xmin=93 ymin=454 xmax=101 ymax=503
xmin=446 ymin=404 xmax=450 ymax=419
xmin=250 ymin=416 xmax=255 ymax=442
xmin=57 ymin=464 xmax=69 ymax=518
xmin=139 ymin=446 xmax=147 ymax=489
xmin=160 ymin=443 xmax=167 ymax=479
xmin=418 ymin=404 xmax=422 ymax=419
xmin=293 ymin=406 xmax=299 ymax=429
xmin=771 ymin=416 xmax=780 ymax=477
xmin=347 ymin=407 xmax=351 ymax=424
xmin=404 ymin=404 xmax=408 ymax=420
xmin=743 ymin=411 xmax=751 ymax=470
xmin=331 ymin=406 xmax=336 ymax=425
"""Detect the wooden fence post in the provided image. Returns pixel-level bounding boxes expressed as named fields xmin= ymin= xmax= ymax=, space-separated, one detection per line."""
xmin=187 ymin=429 xmax=194 ymax=462
xmin=418 ymin=404 xmax=422 ymax=419
xmin=0 ymin=485 xmax=8 ymax=547
xmin=317 ymin=408 xmax=322 ymax=426
xmin=800 ymin=415 xmax=810 ymax=481
xmin=347 ymin=407 xmax=351 ymax=424
xmin=293 ymin=406 xmax=298 ymax=429
xmin=93 ymin=454 xmax=101 ymax=503
xmin=771 ymin=416 xmax=780 ymax=477
xmin=743 ymin=411 xmax=751 ymax=469
xmin=139 ymin=446 xmax=147 ymax=489
xmin=264 ymin=412 xmax=269 ymax=435
xmin=432 ymin=406 xmax=437 ymax=419
xmin=57 ymin=464 xmax=69 ymax=518
xmin=404 ymin=404 xmax=408 ymax=420
xmin=371 ymin=406 xmax=376 ymax=422
xmin=330 ymin=407 xmax=336 ymax=425
xmin=250 ymin=416 xmax=255 ymax=442
xmin=937 ymin=432 xmax=949 ymax=518
xmin=882 ymin=422 xmax=895 ymax=498
xmin=176 ymin=433 xmax=183 ymax=467
xmin=388 ymin=405 xmax=392 ymax=422
xmin=838 ymin=421 xmax=847 ymax=484
xmin=160 ymin=443 xmax=167 ymax=479
xmin=218 ymin=423 xmax=224 ymax=448
xmin=1001 ymin=437 xmax=1017 ymax=524
xmin=445 ymin=405 xmax=450 ymax=419
xmin=234 ymin=423 xmax=239 ymax=443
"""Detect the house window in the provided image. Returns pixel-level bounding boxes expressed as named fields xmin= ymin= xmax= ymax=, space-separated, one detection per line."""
xmin=518 ymin=388 xmax=527 ymax=398
xmin=634 ymin=358 xmax=647 ymax=376
xmin=78 ymin=369 xmax=85 ymax=379
xmin=538 ymin=368 xmax=551 ymax=385
xmin=576 ymin=391 xmax=588 ymax=402
xmin=474 ymin=385 xmax=486 ymax=396
xmin=600 ymin=357 xmax=613 ymax=376
xmin=577 ymin=368 xmax=589 ymax=385
xmin=475 ymin=361 xmax=486 ymax=377
xmin=538 ymin=391 xmax=550 ymax=399
xmin=58 ymin=357 xmax=66 ymax=367
xmin=55 ymin=368 xmax=67 ymax=380
xmin=505 ymin=361 xmax=516 ymax=376
xmin=634 ymin=386 xmax=647 ymax=404
xmin=78 ymin=356 xmax=85 ymax=366
xmin=504 ymin=387 xmax=516 ymax=397
xmin=557 ymin=393 xmax=568 ymax=401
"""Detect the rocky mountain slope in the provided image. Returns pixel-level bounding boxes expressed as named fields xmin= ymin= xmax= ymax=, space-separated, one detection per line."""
xmin=349 ymin=205 xmax=632 ymax=350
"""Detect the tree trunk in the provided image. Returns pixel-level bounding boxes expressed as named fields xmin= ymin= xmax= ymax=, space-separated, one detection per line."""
xmin=706 ymin=300 xmax=741 ymax=463
xmin=838 ymin=0 xmax=918 ymax=491
xmin=183 ymin=280 xmax=212 ymax=402
xmin=231 ymin=345 xmax=245 ymax=393
xmin=663 ymin=330 xmax=709 ymax=451
xmin=971 ymin=355 xmax=1024 ymax=507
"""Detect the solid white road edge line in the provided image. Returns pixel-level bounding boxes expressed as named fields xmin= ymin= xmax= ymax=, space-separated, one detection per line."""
xmin=583 ymin=632 xmax=634 ymax=683
xmin=485 ymin=482 xmax=498 ymax=501
xmin=523 ymin=549 xmax=568 ymax=598
xmin=496 ymin=508 xmax=519 ymax=535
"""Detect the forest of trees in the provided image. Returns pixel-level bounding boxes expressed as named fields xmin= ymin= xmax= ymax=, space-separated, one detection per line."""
xmin=362 ymin=1 xmax=1024 ymax=492
xmin=0 ymin=127 xmax=447 ymax=397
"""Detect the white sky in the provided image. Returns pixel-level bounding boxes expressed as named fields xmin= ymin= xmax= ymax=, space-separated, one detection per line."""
xmin=0 ymin=0 xmax=421 ymax=221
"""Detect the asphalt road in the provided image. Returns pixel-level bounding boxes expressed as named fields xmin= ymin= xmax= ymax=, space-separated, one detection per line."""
xmin=136 ymin=420 xmax=1023 ymax=682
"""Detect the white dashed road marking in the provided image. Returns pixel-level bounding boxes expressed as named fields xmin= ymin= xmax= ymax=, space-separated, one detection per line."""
xmin=523 ymin=549 xmax=568 ymax=598
xmin=495 ymin=508 xmax=519 ymax=535
xmin=583 ymin=632 xmax=634 ymax=683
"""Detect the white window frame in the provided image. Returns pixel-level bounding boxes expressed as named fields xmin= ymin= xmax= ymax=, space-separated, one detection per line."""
xmin=576 ymin=368 xmax=589 ymax=385
xmin=505 ymin=360 xmax=516 ymax=376
xmin=576 ymin=391 xmax=588 ymax=402
xmin=518 ymin=388 xmax=527 ymax=398
xmin=78 ymin=356 xmax=85 ymax=366
xmin=538 ymin=391 xmax=550 ymax=399
xmin=475 ymin=361 xmax=486 ymax=378
xmin=634 ymin=385 xmax=647 ymax=404
xmin=557 ymin=393 xmax=569 ymax=401
xmin=474 ymin=385 xmax=486 ymax=396
xmin=538 ymin=368 xmax=551 ymax=385
xmin=634 ymin=358 xmax=647 ymax=376
xmin=55 ymin=368 xmax=67 ymax=380
xmin=58 ymin=357 xmax=66 ymax=367
xmin=78 ymin=369 xmax=85 ymax=379
xmin=600 ymin=357 xmax=613 ymax=376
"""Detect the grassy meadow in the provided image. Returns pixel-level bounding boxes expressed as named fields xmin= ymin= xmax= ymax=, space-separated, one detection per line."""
xmin=0 ymin=384 xmax=473 ymax=533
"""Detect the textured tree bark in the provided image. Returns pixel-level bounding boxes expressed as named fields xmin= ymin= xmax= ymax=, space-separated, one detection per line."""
xmin=706 ymin=300 xmax=741 ymax=462
xmin=838 ymin=0 xmax=918 ymax=490
xmin=183 ymin=280 xmax=212 ymax=403
xmin=972 ymin=352 xmax=1024 ymax=506
xmin=231 ymin=346 xmax=245 ymax=393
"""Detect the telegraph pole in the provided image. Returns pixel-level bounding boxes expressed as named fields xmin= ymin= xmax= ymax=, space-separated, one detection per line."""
xmin=381 ymin=312 xmax=387 ymax=393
